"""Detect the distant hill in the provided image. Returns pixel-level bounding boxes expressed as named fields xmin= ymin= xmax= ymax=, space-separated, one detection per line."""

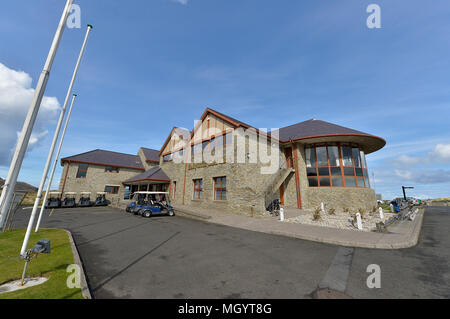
xmin=0 ymin=177 xmax=38 ymax=192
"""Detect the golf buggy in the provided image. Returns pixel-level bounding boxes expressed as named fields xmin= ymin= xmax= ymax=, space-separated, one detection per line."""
xmin=45 ymin=192 xmax=62 ymax=209
xmin=78 ymin=192 xmax=93 ymax=207
xmin=94 ymin=192 xmax=108 ymax=206
xmin=61 ymin=192 xmax=77 ymax=208
xmin=126 ymin=191 xmax=149 ymax=213
xmin=127 ymin=191 xmax=175 ymax=218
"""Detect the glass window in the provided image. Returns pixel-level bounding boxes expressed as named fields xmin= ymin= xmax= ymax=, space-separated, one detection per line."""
xmin=308 ymin=177 xmax=318 ymax=187
xmin=328 ymin=146 xmax=340 ymax=167
xmin=76 ymin=164 xmax=88 ymax=178
xmin=318 ymin=167 xmax=330 ymax=176
xmin=214 ymin=176 xmax=227 ymax=200
xmin=307 ymin=168 xmax=317 ymax=177
xmin=345 ymin=177 xmax=356 ymax=187
xmin=105 ymin=166 xmax=119 ymax=173
xmin=105 ymin=185 xmax=119 ymax=194
xmin=193 ymin=179 xmax=203 ymax=199
xmin=332 ymin=177 xmax=343 ymax=187
xmin=163 ymin=153 xmax=173 ymax=162
xmin=319 ymin=177 xmax=331 ymax=187
xmin=341 ymin=146 xmax=353 ymax=166
xmin=352 ymin=147 xmax=361 ymax=167
xmin=360 ymin=151 xmax=367 ymax=168
xmin=305 ymin=148 xmax=316 ymax=168
xmin=305 ymin=143 xmax=370 ymax=188
xmin=364 ymin=169 xmax=371 ymax=188
xmin=316 ymin=146 xmax=328 ymax=167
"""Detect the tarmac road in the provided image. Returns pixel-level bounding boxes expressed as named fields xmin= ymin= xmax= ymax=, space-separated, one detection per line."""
xmin=10 ymin=206 xmax=450 ymax=299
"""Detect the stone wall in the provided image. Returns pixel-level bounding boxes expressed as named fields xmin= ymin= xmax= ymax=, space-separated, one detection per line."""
xmin=161 ymin=129 xmax=280 ymax=216
xmin=58 ymin=162 xmax=143 ymax=203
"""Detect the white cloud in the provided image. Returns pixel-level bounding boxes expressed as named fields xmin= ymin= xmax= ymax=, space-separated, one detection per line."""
xmin=394 ymin=169 xmax=450 ymax=184
xmin=430 ymin=144 xmax=450 ymax=163
xmin=393 ymin=143 xmax=450 ymax=166
xmin=0 ymin=62 xmax=60 ymax=166
xmin=172 ymin=0 xmax=188 ymax=5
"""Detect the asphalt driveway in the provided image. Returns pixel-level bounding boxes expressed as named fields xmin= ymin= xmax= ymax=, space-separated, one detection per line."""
xmin=10 ymin=206 xmax=450 ymax=299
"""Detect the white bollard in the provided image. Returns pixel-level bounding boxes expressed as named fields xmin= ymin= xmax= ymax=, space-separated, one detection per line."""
xmin=379 ymin=207 xmax=384 ymax=220
xmin=280 ymin=207 xmax=284 ymax=222
xmin=390 ymin=203 xmax=394 ymax=213
xmin=356 ymin=213 xmax=363 ymax=230
xmin=321 ymin=202 xmax=325 ymax=213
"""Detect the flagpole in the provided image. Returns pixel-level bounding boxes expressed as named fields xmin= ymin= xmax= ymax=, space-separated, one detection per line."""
xmin=35 ymin=94 xmax=78 ymax=232
xmin=20 ymin=24 xmax=93 ymax=256
xmin=0 ymin=0 xmax=74 ymax=231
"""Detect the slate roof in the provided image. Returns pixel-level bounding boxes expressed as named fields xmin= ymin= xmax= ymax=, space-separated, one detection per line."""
xmin=61 ymin=149 xmax=144 ymax=170
xmin=141 ymin=147 xmax=160 ymax=162
xmin=123 ymin=166 xmax=170 ymax=184
xmin=276 ymin=119 xmax=374 ymax=141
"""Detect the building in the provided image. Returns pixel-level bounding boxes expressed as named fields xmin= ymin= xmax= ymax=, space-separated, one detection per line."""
xmin=59 ymin=108 xmax=385 ymax=214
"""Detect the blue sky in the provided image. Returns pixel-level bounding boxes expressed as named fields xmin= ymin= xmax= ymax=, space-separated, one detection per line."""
xmin=1 ymin=0 xmax=449 ymax=200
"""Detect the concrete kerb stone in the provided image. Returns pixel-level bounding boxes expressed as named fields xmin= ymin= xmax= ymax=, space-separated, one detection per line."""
xmin=64 ymin=229 xmax=91 ymax=299
xmin=178 ymin=207 xmax=426 ymax=250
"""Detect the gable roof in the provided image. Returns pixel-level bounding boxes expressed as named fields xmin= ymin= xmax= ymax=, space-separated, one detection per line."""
xmin=61 ymin=149 xmax=144 ymax=170
xmin=200 ymin=108 xmax=253 ymax=129
xmin=123 ymin=166 xmax=170 ymax=184
xmin=140 ymin=147 xmax=160 ymax=163
xmin=159 ymin=127 xmax=191 ymax=155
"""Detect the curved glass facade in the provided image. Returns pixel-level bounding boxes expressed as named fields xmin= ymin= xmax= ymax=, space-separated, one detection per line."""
xmin=305 ymin=143 xmax=370 ymax=188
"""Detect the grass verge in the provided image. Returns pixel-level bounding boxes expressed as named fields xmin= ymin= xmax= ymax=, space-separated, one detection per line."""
xmin=0 ymin=228 xmax=83 ymax=299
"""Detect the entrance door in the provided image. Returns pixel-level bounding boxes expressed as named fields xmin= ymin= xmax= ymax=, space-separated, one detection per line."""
xmin=284 ymin=147 xmax=293 ymax=168
xmin=280 ymin=183 xmax=285 ymax=206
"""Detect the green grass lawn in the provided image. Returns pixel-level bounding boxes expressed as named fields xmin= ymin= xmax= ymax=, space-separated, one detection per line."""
xmin=0 ymin=229 xmax=84 ymax=299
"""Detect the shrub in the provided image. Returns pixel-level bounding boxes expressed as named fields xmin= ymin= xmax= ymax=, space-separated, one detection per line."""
xmin=328 ymin=208 xmax=336 ymax=215
xmin=313 ymin=207 xmax=321 ymax=221
xmin=343 ymin=207 xmax=350 ymax=213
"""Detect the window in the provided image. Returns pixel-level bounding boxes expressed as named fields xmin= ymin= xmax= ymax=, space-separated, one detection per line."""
xmin=105 ymin=185 xmax=119 ymax=194
xmin=214 ymin=176 xmax=227 ymax=200
xmin=105 ymin=166 xmax=119 ymax=173
xmin=76 ymin=163 xmax=88 ymax=178
xmin=193 ymin=179 xmax=203 ymax=199
xmin=305 ymin=143 xmax=370 ymax=188
xmin=163 ymin=153 xmax=173 ymax=162
xmin=173 ymin=149 xmax=184 ymax=161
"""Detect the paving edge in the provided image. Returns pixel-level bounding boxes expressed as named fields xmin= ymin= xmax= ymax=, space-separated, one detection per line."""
xmin=174 ymin=208 xmax=212 ymax=220
xmin=204 ymin=209 xmax=426 ymax=250
xmin=63 ymin=229 xmax=92 ymax=299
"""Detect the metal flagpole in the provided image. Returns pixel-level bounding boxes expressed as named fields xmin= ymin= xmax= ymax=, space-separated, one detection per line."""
xmin=0 ymin=0 xmax=74 ymax=230
xmin=35 ymin=94 xmax=78 ymax=232
xmin=20 ymin=25 xmax=93 ymax=256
